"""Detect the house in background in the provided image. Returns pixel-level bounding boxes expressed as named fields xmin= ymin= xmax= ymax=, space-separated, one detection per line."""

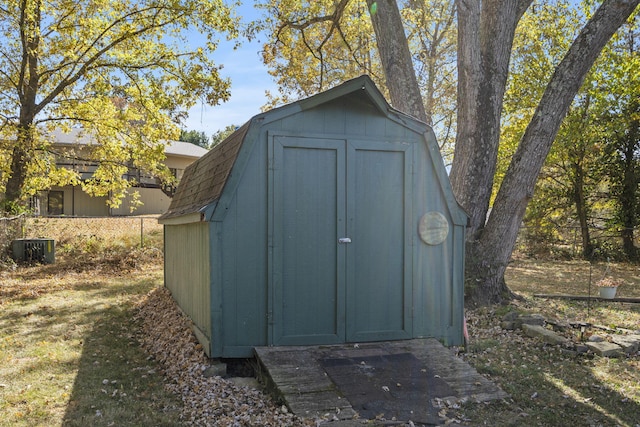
xmin=31 ymin=128 xmax=208 ymax=216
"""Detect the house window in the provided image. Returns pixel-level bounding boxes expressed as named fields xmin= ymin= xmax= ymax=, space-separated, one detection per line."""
xmin=48 ymin=191 xmax=64 ymax=215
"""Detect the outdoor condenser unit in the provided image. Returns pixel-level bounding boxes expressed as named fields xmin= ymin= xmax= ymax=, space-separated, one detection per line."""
xmin=11 ymin=239 xmax=55 ymax=264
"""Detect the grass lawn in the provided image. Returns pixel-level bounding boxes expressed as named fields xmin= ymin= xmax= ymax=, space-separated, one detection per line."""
xmin=0 ymin=263 xmax=181 ymax=427
xmin=0 ymin=217 xmax=638 ymax=426
xmin=450 ymin=258 xmax=640 ymax=426
xmin=0 ymin=218 xmax=181 ymax=427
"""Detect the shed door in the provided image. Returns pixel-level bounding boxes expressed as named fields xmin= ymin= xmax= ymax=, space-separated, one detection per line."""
xmin=345 ymin=140 xmax=412 ymax=342
xmin=271 ymin=136 xmax=411 ymax=346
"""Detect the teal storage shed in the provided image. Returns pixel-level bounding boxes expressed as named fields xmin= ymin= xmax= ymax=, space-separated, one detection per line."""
xmin=159 ymin=76 xmax=467 ymax=358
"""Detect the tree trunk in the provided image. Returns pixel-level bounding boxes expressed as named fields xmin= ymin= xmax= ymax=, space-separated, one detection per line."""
xmin=366 ymin=0 xmax=427 ymax=123
xmin=4 ymin=120 xmax=38 ymax=211
xmin=450 ymin=0 xmax=530 ymax=305
xmin=4 ymin=129 xmax=33 ymax=206
xmin=572 ymin=162 xmax=594 ymax=259
xmin=3 ymin=0 xmax=41 ymax=211
xmin=468 ymin=0 xmax=640 ymax=304
xmin=366 ymin=0 xmax=639 ymax=306
xmin=449 ymin=0 xmax=529 ymax=243
xmin=619 ymin=107 xmax=639 ymax=260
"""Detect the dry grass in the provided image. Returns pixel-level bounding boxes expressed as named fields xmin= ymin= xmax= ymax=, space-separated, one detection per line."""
xmin=505 ymin=259 xmax=640 ymax=330
xmin=448 ymin=259 xmax=640 ymax=426
xmin=506 ymin=258 xmax=640 ymax=298
xmin=0 ymin=262 xmax=182 ymax=427
xmin=0 ymin=218 xmax=179 ymax=427
xmin=1 ymin=218 xmax=639 ymax=426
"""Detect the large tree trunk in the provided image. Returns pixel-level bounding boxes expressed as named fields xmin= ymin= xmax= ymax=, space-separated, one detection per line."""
xmin=449 ymin=0 xmax=530 ymax=305
xmin=467 ymin=0 xmax=640 ymax=305
xmin=449 ymin=1 xmax=530 ymax=240
xmin=365 ymin=0 xmax=427 ymax=123
xmin=3 ymin=0 xmax=41 ymax=211
xmin=365 ymin=0 xmax=639 ymax=306
xmin=4 ymin=127 xmax=34 ymax=207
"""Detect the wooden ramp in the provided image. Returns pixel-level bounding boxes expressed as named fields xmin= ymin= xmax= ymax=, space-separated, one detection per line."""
xmin=255 ymin=338 xmax=508 ymax=426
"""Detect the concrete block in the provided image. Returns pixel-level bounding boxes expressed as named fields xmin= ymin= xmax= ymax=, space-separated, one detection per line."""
xmin=521 ymin=324 xmax=569 ymax=346
xmin=502 ymin=311 xmax=520 ymax=321
xmin=501 ymin=321 xmax=517 ymax=330
xmin=585 ymin=341 xmax=622 ymax=358
xmin=518 ymin=314 xmax=546 ymax=326
xmin=610 ymin=335 xmax=640 ymax=354
xmin=203 ymin=361 xmax=227 ymax=377
xmin=546 ymin=318 xmax=570 ymax=332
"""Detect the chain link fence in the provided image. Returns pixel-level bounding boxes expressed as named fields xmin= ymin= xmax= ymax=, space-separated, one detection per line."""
xmin=1 ymin=215 xmax=163 ymax=263
xmin=0 ymin=214 xmax=27 ymax=262
xmin=3 ymin=216 xmax=638 ymax=264
xmin=515 ymin=224 xmax=640 ymax=261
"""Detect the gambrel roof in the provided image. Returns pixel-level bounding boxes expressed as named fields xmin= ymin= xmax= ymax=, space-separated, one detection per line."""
xmin=159 ymin=75 xmax=466 ymax=225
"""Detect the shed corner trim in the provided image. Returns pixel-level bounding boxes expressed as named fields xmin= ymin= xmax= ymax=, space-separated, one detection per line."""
xmin=158 ymin=211 xmax=204 ymax=225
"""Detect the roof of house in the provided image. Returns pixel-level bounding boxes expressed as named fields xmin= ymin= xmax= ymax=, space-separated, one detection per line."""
xmin=46 ymin=128 xmax=208 ymax=159
xmin=165 ymin=140 xmax=209 ymax=158
xmin=159 ymin=75 xmax=426 ymax=222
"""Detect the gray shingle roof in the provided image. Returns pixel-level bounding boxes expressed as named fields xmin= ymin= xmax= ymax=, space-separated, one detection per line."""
xmin=159 ymin=121 xmax=250 ymax=220
xmin=46 ymin=128 xmax=207 ymax=159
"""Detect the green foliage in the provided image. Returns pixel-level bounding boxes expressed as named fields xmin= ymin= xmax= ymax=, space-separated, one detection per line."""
xmin=256 ymin=0 xmax=457 ymax=155
xmin=0 ymin=0 xmax=238 ymax=208
xmin=257 ymin=0 xmax=382 ymax=103
xmin=211 ymin=124 xmax=240 ymax=147
xmin=180 ymin=129 xmax=211 ymax=149
xmin=502 ymin=1 xmax=640 ymax=260
xmin=595 ymin=14 xmax=640 ymax=260
xmin=499 ymin=0 xmax=582 ymax=201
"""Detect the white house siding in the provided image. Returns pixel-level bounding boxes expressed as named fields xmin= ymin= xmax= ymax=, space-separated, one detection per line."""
xmin=110 ymin=188 xmax=171 ymax=216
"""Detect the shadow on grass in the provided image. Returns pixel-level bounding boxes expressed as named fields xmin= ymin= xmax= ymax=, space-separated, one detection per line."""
xmin=59 ymin=278 xmax=182 ymax=427
xmin=1 ymin=257 xmax=184 ymax=427
xmin=466 ymin=343 xmax=640 ymax=426
xmin=42 ymin=280 xmax=180 ymax=426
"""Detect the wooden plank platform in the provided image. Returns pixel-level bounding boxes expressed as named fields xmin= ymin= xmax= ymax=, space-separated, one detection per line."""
xmin=255 ymin=338 xmax=508 ymax=425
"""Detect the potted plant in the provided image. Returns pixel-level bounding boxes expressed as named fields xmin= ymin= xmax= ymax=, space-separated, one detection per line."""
xmin=596 ymin=276 xmax=622 ymax=299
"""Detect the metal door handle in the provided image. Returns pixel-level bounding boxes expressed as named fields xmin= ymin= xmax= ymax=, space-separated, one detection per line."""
xmin=338 ymin=237 xmax=352 ymax=244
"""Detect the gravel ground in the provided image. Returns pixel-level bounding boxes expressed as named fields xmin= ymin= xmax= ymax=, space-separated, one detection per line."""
xmin=135 ymin=287 xmax=316 ymax=427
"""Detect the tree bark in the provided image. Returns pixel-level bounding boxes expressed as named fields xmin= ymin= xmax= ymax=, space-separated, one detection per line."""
xmin=468 ymin=0 xmax=640 ymax=304
xmin=366 ymin=0 xmax=427 ymax=123
xmin=619 ymin=103 xmax=639 ymax=260
xmin=449 ymin=0 xmax=530 ymax=242
xmin=3 ymin=0 xmax=41 ymax=210
xmin=364 ymin=0 xmax=639 ymax=306
xmin=449 ymin=0 xmax=530 ymax=305
xmin=572 ymin=160 xmax=594 ymax=259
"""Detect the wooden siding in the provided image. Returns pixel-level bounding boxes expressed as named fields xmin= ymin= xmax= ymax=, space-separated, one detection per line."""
xmin=163 ymin=76 xmax=467 ymax=357
xmin=214 ymin=135 xmax=269 ymax=357
xmin=164 ymin=222 xmax=212 ymax=354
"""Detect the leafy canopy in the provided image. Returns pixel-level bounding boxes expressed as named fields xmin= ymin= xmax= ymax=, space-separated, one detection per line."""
xmin=0 ymin=0 xmax=238 ymax=207
xmin=257 ymin=0 xmax=457 ymax=159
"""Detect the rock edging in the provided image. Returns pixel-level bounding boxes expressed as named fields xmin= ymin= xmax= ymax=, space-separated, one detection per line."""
xmin=500 ymin=311 xmax=640 ymax=358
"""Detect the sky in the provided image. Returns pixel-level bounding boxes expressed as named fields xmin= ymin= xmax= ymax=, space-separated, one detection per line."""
xmin=182 ymin=2 xmax=277 ymax=136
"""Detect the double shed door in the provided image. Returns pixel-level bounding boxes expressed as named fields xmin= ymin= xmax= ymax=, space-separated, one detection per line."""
xmin=270 ymin=135 xmax=413 ymax=346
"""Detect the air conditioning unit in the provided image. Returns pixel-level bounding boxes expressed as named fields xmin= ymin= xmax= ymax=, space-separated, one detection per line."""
xmin=11 ymin=239 xmax=56 ymax=264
